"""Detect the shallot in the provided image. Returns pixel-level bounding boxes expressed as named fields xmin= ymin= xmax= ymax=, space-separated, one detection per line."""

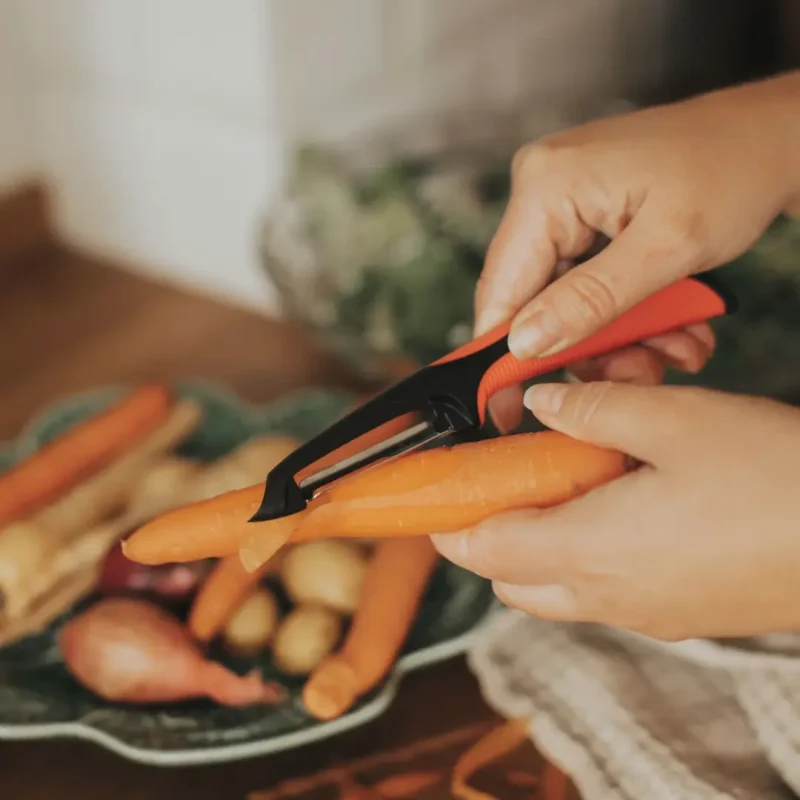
xmin=59 ymin=597 xmax=284 ymax=706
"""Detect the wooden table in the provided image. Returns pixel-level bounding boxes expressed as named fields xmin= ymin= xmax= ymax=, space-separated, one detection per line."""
xmin=0 ymin=252 xmax=575 ymax=799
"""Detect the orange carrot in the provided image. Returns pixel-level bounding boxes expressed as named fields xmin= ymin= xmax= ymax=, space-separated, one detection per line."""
xmin=122 ymin=411 xmax=418 ymax=566
xmin=372 ymin=771 xmax=443 ymax=797
xmin=123 ymin=488 xmax=289 ymax=564
xmin=451 ymin=718 xmax=532 ymax=800
xmin=292 ymin=432 xmax=628 ymax=541
xmin=187 ymin=555 xmax=268 ymax=643
xmin=123 ymin=432 xmax=628 ymax=567
xmin=302 ymin=537 xmax=439 ymax=720
xmin=0 ymin=384 xmax=172 ymax=528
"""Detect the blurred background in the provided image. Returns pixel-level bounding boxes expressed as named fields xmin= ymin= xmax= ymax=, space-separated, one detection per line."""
xmin=0 ymin=3 xmax=799 ymax=798
xmin=0 ymin=0 xmax=798 ymax=399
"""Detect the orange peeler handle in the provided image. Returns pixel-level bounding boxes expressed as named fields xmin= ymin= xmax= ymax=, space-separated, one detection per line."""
xmin=437 ymin=276 xmax=730 ymax=423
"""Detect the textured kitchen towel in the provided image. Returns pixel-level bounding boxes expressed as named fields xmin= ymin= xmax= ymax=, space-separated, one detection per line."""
xmin=468 ymin=610 xmax=800 ymax=800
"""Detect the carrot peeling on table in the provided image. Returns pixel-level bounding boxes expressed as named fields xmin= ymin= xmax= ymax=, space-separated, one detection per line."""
xmin=451 ymin=717 xmax=532 ymax=800
xmin=0 ymin=383 xmax=172 ymax=528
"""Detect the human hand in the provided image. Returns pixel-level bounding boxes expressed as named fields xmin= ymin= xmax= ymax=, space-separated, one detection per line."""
xmin=479 ymin=71 xmax=800 ymax=431
xmin=432 ymin=381 xmax=800 ymax=642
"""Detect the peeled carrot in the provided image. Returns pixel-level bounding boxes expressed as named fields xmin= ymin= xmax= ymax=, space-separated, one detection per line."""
xmin=0 ymin=384 xmax=172 ymax=528
xmin=240 ymin=431 xmax=628 ymax=570
xmin=122 ymin=411 xmax=418 ymax=566
xmin=302 ymin=537 xmax=439 ymax=720
xmin=292 ymin=432 xmax=628 ymax=541
xmin=123 ymin=431 xmax=628 ymax=567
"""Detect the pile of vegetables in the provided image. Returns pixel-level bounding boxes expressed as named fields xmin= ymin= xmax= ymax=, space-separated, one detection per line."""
xmin=123 ymin=417 xmax=628 ymax=719
xmin=0 ymin=382 xmax=630 ymax=720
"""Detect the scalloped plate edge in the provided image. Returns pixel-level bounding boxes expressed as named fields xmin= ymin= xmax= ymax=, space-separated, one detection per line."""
xmin=0 ymin=381 xmax=499 ymax=766
xmin=0 ymin=604 xmax=501 ymax=766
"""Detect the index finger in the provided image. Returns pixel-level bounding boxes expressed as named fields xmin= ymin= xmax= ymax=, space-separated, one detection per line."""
xmin=474 ymin=180 xmax=594 ymax=335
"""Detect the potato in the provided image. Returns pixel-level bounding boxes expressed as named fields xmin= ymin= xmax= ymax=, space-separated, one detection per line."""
xmin=232 ymin=435 xmax=299 ymax=483
xmin=280 ymin=540 xmax=368 ymax=614
xmin=185 ymin=435 xmax=299 ymax=502
xmin=125 ymin=457 xmax=199 ymax=520
xmin=222 ymin=587 xmax=280 ymax=657
xmin=272 ymin=604 xmax=342 ymax=675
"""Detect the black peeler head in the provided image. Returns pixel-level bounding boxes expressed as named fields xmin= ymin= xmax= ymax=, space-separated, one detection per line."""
xmin=249 ymin=338 xmax=510 ymax=522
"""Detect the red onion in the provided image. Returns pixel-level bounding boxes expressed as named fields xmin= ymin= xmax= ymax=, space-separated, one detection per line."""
xmin=59 ymin=598 xmax=284 ymax=706
xmin=98 ymin=548 xmax=209 ymax=599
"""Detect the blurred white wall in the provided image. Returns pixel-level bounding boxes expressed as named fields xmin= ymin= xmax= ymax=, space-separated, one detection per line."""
xmin=274 ymin=0 xmax=673 ymax=144
xmin=0 ymin=1 xmax=38 ymax=193
xmin=0 ymin=0 xmax=677 ymax=313
xmin=5 ymin=0 xmax=283 ymax=311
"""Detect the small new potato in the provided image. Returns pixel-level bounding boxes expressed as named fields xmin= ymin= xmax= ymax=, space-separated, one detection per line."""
xmin=280 ymin=540 xmax=368 ymax=614
xmin=222 ymin=587 xmax=280 ymax=658
xmin=126 ymin=457 xmax=199 ymax=520
xmin=272 ymin=605 xmax=342 ymax=675
xmin=233 ymin=435 xmax=299 ymax=483
xmin=186 ymin=435 xmax=299 ymax=502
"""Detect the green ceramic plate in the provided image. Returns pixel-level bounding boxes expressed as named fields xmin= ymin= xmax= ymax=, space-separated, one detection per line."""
xmin=0 ymin=383 xmax=496 ymax=766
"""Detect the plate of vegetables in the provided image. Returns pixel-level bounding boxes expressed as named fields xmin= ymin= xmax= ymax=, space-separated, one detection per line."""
xmin=0 ymin=383 xmax=496 ymax=766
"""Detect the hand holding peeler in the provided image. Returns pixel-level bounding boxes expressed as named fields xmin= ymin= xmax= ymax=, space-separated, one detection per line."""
xmin=253 ymin=273 xmax=735 ymax=523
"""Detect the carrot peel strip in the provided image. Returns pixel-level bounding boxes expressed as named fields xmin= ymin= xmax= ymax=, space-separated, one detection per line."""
xmin=451 ymin=717 xmax=531 ymax=800
xmin=373 ymin=771 xmax=443 ymax=797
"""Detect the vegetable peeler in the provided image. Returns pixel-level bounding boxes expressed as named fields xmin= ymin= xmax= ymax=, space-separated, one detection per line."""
xmin=252 ymin=273 xmax=735 ymax=522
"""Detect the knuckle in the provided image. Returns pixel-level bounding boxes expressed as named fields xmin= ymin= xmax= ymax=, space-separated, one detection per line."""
xmin=563 ymin=380 xmax=617 ymax=428
xmin=556 ymin=270 xmax=621 ymax=334
xmin=659 ymin=208 xmax=710 ymax=266
xmin=511 ymin=142 xmax=554 ymax=184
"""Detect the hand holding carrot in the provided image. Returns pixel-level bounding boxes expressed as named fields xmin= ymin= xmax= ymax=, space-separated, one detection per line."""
xmin=432 ymin=381 xmax=800 ymax=642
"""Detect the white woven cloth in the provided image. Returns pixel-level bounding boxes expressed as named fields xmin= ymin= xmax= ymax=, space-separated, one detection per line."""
xmin=468 ymin=609 xmax=800 ymax=799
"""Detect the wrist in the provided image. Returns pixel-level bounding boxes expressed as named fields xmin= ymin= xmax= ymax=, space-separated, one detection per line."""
xmin=699 ymin=71 xmax=800 ymax=215
xmin=765 ymin=71 xmax=800 ymax=215
xmin=744 ymin=71 xmax=800 ymax=215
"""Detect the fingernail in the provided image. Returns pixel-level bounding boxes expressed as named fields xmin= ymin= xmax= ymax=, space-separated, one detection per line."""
xmin=659 ymin=339 xmax=693 ymax=364
xmin=474 ymin=309 xmax=508 ymax=338
xmin=508 ymin=310 xmax=563 ymax=359
xmin=493 ymin=583 xmax=578 ymax=615
xmin=524 ymin=384 xmax=568 ymax=416
xmin=429 ymin=532 xmax=470 ymax=564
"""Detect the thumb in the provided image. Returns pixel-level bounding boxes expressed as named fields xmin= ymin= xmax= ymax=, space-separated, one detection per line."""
xmin=524 ymin=381 xmax=690 ymax=464
xmin=507 ymin=208 xmax=699 ymax=359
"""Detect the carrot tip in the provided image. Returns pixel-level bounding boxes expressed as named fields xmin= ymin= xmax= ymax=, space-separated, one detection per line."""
xmin=302 ymin=659 xmax=358 ymax=721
